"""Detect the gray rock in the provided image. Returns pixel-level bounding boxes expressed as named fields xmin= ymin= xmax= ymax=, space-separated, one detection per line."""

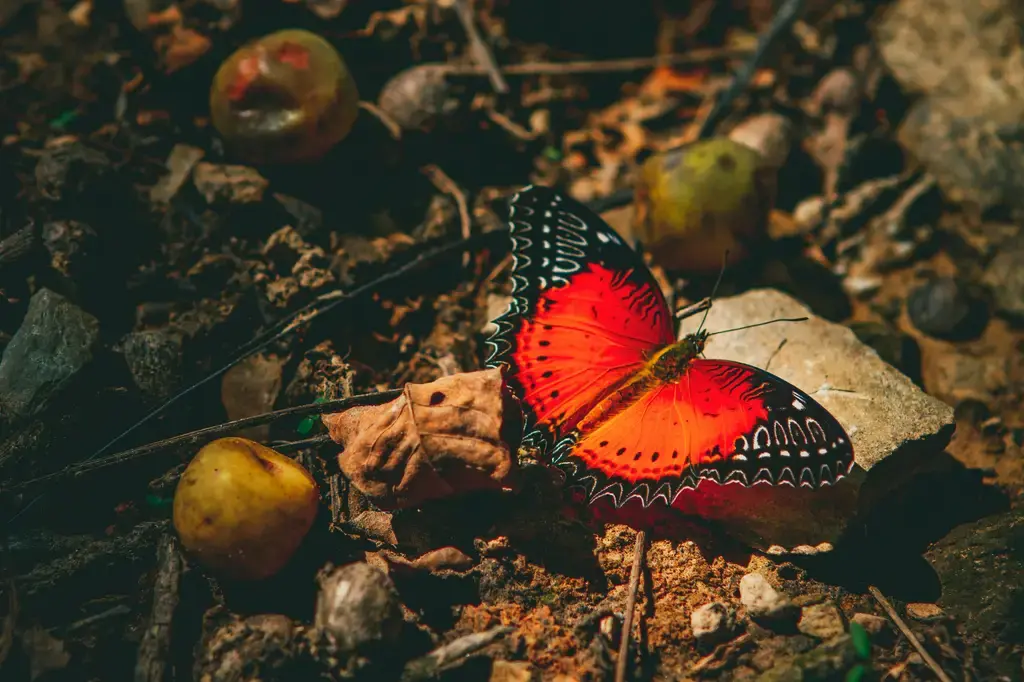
xmin=875 ymin=0 xmax=1024 ymax=215
xmin=676 ymin=289 xmax=955 ymax=553
xmin=984 ymin=248 xmax=1024 ymax=321
xmin=122 ymin=329 xmax=184 ymax=402
xmin=925 ymin=510 xmax=1024 ymax=647
xmin=313 ymin=562 xmax=402 ymax=654
xmin=875 ymin=0 xmax=1024 ymax=107
xmin=756 ymin=634 xmax=857 ymax=682
xmin=0 ymin=289 xmax=99 ymax=422
xmin=897 ymin=99 xmax=1024 ymax=216
xmin=691 ymin=602 xmax=736 ymax=646
xmin=905 ymin=277 xmax=987 ymax=340
xmin=798 ymin=602 xmax=846 ymax=640
xmin=740 ymin=573 xmax=795 ymax=622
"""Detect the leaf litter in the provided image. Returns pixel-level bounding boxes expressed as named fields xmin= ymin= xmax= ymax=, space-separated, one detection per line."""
xmin=0 ymin=0 xmax=1021 ymax=680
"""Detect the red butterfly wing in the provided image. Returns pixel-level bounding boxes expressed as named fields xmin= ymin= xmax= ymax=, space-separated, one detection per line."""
xmin=553 ymin=358 xmax=855 ymax=506
xmin=485 ymin=185 xmax=674 ymax=458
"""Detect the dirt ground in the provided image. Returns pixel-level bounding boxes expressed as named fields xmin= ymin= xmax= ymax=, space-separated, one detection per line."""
xmin=1 ymin=1 xmax=1023 ymax=680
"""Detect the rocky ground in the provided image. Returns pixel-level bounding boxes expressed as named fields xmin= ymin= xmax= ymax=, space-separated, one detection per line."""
xmin=1 ymin=0 xmax=1023 ymax=680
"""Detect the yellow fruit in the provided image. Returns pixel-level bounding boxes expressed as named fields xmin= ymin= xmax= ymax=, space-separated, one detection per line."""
xmin=173 ymin=437 xmax=319 ymax=580
xmin=210 ymin=29 xmax=359 ymax=165
xmin=633 ymin=138 xmax=777 ymax=274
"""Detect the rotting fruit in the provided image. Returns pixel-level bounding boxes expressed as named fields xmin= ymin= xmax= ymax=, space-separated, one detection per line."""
xmin=633 ymin=138 xmax=777 ymax=274
xmin=173 ymin=437 xmax=319 ymax=581
xmin=210 ymin=29 xmax=359 ymax=165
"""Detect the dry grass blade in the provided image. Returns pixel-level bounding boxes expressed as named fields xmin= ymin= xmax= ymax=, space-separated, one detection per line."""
xmin=452 ymin=0 xmax=508 ymax=94
xmin=868 ymin=586 xmax=953 ymax=682
xmin=616 ymin=530 xmax=647 ymax=682
xmin=422 ymin=164 xmax=472 ymax=267
xmin=6 ymin=389 xmax=402 ymax=496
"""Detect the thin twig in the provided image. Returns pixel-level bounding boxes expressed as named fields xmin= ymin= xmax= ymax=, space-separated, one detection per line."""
xmin=7 ymin=389 xmax=402 ymax=495
xmin=696 ymin=0 xmax=805 ymax=139
xmin=441 ymin=48 xmax=752 ymax=77
xmin=66 ymin=605 xmax=132 ymax=633
xmin=272 ymin=433 xmax=334 ymax=454
xmin=358 ymin=101 xmax=402 ymax=140
xmin=616 ymin=530 xmax=647 ymax=682
xmin=401 ymin=625 xmax=514 ymax=681
xmin=422 ymin=165 xmax=472 ymax=246
xmin=675 ymin=297 xmax=712 ymax=321
xmin=486 ymin=108 xmax=539 ymax=141
xmin=422 ymin=164 xmax=472 ymax=267
xmin=135 ymin=535 xmax=183 ymax=682
xmin=868 ymin=586 xmax=953 ymax=682
xmin=452 ymin=0 xmax=508 ymax=94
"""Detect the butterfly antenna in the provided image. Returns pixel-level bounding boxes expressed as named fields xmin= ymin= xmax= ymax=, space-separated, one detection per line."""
xmin=708 ymin=316 xmax=809 ymax=337
xmin=696 ymin=249 xmax=730 ymax=334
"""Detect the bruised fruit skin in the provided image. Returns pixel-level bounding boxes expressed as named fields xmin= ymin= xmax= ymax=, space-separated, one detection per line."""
xmin=633 ymin=138 xmax=776 ymax=274
xmin=173 ymin=437 xmax=319 ymax=581
xmin=210 ymin=29 xmax=359 ymax=165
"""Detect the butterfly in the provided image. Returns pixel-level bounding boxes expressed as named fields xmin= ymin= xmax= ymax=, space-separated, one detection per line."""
xmin=485 ymin=185 xmax=855 ymax=508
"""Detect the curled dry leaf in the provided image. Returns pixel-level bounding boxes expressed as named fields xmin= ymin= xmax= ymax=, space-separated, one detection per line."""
xmin=322 ymin=369 xmax=518 ymax=510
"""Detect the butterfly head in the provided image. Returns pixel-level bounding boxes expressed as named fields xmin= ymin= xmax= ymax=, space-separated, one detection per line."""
xmin=646 ymin=329 xmax=710 ymax=382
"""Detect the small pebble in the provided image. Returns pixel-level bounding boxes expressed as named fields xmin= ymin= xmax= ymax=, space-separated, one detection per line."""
xmin=906 ymin=602 xmax=944 ymax=621
xmin=378 ymin=65 xmax=456 ymax=131
xmin=691 ymin=602 xmax=736 ymax=646
xmin=728 ymin=112 xmax=794 ymax=169
xmin=797 ymin=602 xmax=846 ymax=640
xmin=810 ymin=68 xmax=861 ymax=115
xmin=314 ymin=562 xmax=403 ymax=653
xmin=792 ymin=196 xmax=825 ymax=229
xmin=851 ymin=612 xmax=891 ymax=639
xmin=906 ymin=277 xmax=987 ymax=340
xmin=739 ymin=573 xmax=795 ymax=621
xmin=983 ymin=248 xmax=1024 ymax=322
xmin=0 ymin=288 xmax=100 ymax=423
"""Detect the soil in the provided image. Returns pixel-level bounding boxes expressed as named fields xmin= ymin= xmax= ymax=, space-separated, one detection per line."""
xmin=1 ymin=1 xmax=1022 ymax=681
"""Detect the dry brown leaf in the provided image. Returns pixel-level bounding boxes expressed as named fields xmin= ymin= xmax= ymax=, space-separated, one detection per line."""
xmin=20 ymin=627 xmax=70 ymax=681
xmin=154 ymin=25 xmax=211 ymax=74
xmin=322 ymin=369 xmax=517 ymax=510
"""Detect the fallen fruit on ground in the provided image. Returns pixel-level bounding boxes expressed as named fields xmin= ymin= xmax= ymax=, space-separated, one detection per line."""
xmin=210 ymin=29 xmax=360 ymax=165
xmin=172 ymin=436 xmax=320 ymax=580
xmin=633 ymin=137 xmax=776 ymax=273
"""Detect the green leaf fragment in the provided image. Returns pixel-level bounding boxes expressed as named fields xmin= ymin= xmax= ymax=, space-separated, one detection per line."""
xmin=296 ymin=396 xmax=329 ymax=435
xmin=845 ymin=663 xmax=866 ymax=682
xmin=849 ymin=620 xmax=872 ymax=660
xmin=542 ymin=146 xmax=562 ymax=161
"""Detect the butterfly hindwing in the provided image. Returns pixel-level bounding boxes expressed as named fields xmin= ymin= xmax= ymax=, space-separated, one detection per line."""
xmin=485 ymin=185 xmax=675 ymax=457
xmin=553 ymin=358 xmax=855 ymax=507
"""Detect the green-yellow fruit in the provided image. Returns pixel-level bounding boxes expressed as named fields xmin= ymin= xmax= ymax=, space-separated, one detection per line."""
xmin=173 ymin=437 xmax=319 ymax=581
xmin=634 ymin=138 xmax=776 ymax=274
xmin=210 ymin=29 xmax=359 ymax=165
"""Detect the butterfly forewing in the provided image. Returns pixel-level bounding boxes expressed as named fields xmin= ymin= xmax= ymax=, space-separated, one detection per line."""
xmin=485 ymin=185 xmax=675 ymax=457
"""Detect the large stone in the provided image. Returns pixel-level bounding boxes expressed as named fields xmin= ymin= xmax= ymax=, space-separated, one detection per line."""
xmin=875 ymin=0 xmax=1024 ymax=107
xmin=876 ymin=0 xmax=1024 ymax=215
xmin=0 ymin=289 xmax=100 ymax=423
xmin=674 ymin=289 xmax=955 ymax=553
xmin=897 ymin=100 xmax=1024 ymax=216
xmin=925 ymin=510 xmax=1024 ymax=647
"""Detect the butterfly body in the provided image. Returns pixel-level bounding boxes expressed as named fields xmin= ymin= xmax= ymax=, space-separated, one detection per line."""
xmin=486 ymin=185 xmax=854 ymax=508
